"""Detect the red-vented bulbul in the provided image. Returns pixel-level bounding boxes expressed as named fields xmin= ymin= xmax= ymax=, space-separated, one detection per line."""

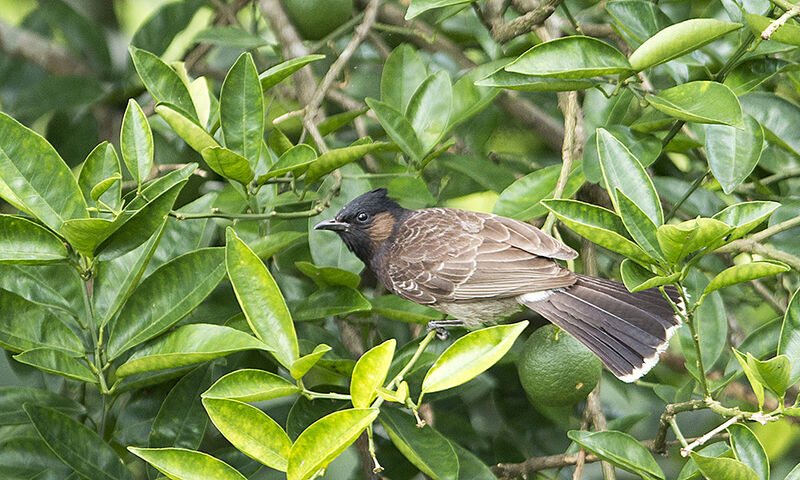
xmin=314 ymin=188 xmax=684 ymax=382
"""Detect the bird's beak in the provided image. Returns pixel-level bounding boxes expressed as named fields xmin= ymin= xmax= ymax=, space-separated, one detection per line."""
xmin=314 ymin=219 xmax=350 ymax=232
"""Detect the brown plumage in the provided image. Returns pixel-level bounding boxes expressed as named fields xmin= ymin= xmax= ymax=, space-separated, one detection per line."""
xmin=315 ymin=188 xmax=683 ymax=382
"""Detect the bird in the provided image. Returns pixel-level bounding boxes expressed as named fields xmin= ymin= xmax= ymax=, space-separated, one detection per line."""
xmin=314 ymin=188 xmax=684 ymax=382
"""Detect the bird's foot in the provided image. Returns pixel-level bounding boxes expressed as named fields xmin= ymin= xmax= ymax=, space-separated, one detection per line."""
xmin=425 ymin=319 xmax=464 ymax=340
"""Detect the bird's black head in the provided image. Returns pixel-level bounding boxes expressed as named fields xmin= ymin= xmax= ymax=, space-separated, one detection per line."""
xmin=314 ymin=188 xmax=406 ymax=263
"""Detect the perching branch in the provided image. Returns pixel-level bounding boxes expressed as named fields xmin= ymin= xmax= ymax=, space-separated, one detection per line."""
xmin=0 ymin=19 xmax=90 ymax=76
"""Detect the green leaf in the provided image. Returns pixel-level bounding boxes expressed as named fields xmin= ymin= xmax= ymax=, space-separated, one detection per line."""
xmin=13 ymin=349 xmax=96 ymax=383
xmin=379 ymin=407 xmax=459 ymax=480
xmin=220 ymin=52 xmax=263 ymax=165
xmin=0 ymin=437 xmax=73 ymax=478
xmin=476 ymin=67 xmax=600 ymax=92
xmin=745 ymin=13 xmax=800 ymax=46
xmin=287 ymin=408 xmax=379 ymax=480
xmin=406 ymin=71 xmax=452 ymax=154
xmin=259 ymin=54 xmax=326 ymax=92
xmin=705 ymin=115 xmax=764 ymax=194
xmin=606 ymin=0 xmax=672 ymax=47
xmin=748 ymin=353 xmax=792 ymax=397
xmin=704 ymin=261 xmax=789 ymax=295
xmin=116 ymin=324 xmax=271 ymax=377
xmin=366 ymin=98 xmax=424 ymax=162
xmin=597 ymin=128 xmax=663 ymax=225
xmin=713 ymin=201 xmax=780 ymax=241
xmin=129 ymin=447 xmax=246 ymax=480
xmin=78 ymin=142 xmax=121 ymax=210
xmin=107 ymin=248 xmax=226 ymax=360
xmin=226 ymin=228 xmax=298 ymax=368
xmin=381 ymin=44 xmax=428 ymax=112
xmin=200 ymin=147 xmax=255 ymax=185
xmin=90 ymin=175 xmax=121 ymax=202
xmin=25 ymin=404 xmax=133 ymax=480
xmin=724 ymin=57 xmax=800 ymax=95
xmin=0 ymin=264 xmax=81 ymax=317
xmin=568 ymin=430 xmax=664 ymax=480
xmin=0 ymin=112 xmax=87 ymax=232
xmin=780 ymin=288 xmax=800 ymax=385
xmin=620 ymin=259 xmax=680 ymax=292
xmin=319 ymin=109 xmax=369 ymax=136
xmin=405 ymin=0 xmax=474 ymax=19
xmin=542 ymin=199 xmax=655 ymax=265
xmin=290 ymin=344 xmax=332 ymax=379
xmin=741 ymin=92 xmax=800 ymax=157
xmin=629 ymin=19 xmax=742 ymax=71
xmin=494 ymin=164 xmax=585 ymax=221
xmin=60 ymin=218 xmax=118 ymax=257
xmin=656 ymin=218 xmax=731 ymax=263
xmin=677 ymin=442 xmax=731 ymax=480
xmin=203 ymin=369 xmax=299 ymax=401
xmin=304 ymin=142 xmax=394 ymax=183
xmin=0 ymin=289 xmax=83 ymax=356
xmin=150 ymin=365 xmax=213 ymax=450
xmin=295 ymin=261 xmax=360 ymax=288
xmin=615 ymin=189 xmax=664 ymax=262
xmin=646 ymin=81 xmax=743 ymax=126
xmin=506 ymin=36 xmax=633 ymax=78
xmin=728 ymin=423 xmax=769 ymax=480
xmin=351 ymin=339 xmax=396 ymax=408
xmin=129 ymin=46 xmax=196 ymax=120
xmin=155 ymin=103 xmax=218 ymax=154
xmin=193 ymin=25 xmax=270 ymax=49
xmin=203 ymin=398 xmax=291 ymax=471
xmin=0 ymin=215 xmax=67 ymax=264
xmin=120 ymin=99 xmax=154 ymax=186
xmin=132 ymin=0 xmax=206 ymax=55
xmin=451 ymin=441 xmax=496 ymax=480
xmin=733 ymin=348 xmax=766 ymax=409
xmin=292 ymin=286 xmax=372 ymax=321
xmin=249 ymin=230 xmax=307 ymax=259
xmin=691 ymin=452 xmax=760 ymax=480
xmin=450 ymin=65 xmax=501 ymax=127
xmin=583 ymin=126 xmax=662 ymax=183
xmin=0 ymin=387 xmax=85 ymax=425
xmin=258 ymin=144 xmax=316 ymax=182
xmin=421 ymin=321 xmax=528 ymax=394
xmin=370 ymin=295 xmax=441 ymax=324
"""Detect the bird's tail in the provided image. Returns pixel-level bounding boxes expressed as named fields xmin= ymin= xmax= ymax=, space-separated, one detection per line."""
xmin=520 ymin=274 xmax=684 ymax=383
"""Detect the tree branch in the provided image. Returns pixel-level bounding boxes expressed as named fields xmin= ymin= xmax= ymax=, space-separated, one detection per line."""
xmin=0 ymin=19 xmax=90 ymax=76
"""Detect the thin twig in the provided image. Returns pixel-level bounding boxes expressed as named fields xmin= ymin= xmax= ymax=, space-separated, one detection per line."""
xmin=761 ymin=6 xmax=800 ymax=40
xmin=542 ymin=90 xmax=582 ymax=235
xmin=491 ymin=0 xmax=562 ymax=43
xmin=681 ymin=415 xmax=741 ymax=457
xmin=718 ymin=239 xmax=800 ymax=271
xmin=586 ymin=388 xmax=616 ymax=480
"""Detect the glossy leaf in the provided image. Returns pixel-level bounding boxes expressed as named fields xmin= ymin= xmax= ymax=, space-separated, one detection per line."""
xmin=597 ymin=128 xmax=663 ymax=225
xmin=748 ymin=353 xmax=791 ymax=397
xmin=0 ymin=387 xmax=85 ymax=425
xmin=295 ymin=261 xmax=360 ymax=288
xmin=25 ymin=404 xmax=133 ymax=480
xmin=150 ymin=365 xmax=214 ymax=449
xmin=292 ymin=286 xmax=371 ymax=321
xmin=258 ymin=144 xmax=316 ymax=182
xmin=132 ymin=0 xmax=205 ymax=55
xmin=155 ymin=103 xmax=218 ymax=153
xmin=620 ymin=259 xmax=679 ymax=292
xmin=0 ymin=437 xmax=73 ymax=478
xmin=366 ymin=97 xmax=424 ymax=162
xmin=304 ymin=142 xmax=394 ymax=183
xmin=615 ymin=190 xmax=664 ymax=262
xmin=129 ymin=46 xmax=196 ymax=120
xmin=646 ymin=82 xmax=743 ymax=126
xmin=728 ymin=424 xmax=769 ymax=480
xmin=290 ymin=344 xmax=331 ymax=379
xmin=704 ymin=261 xmax=789 ymax=295
xmin=13 ymin=349 xmax=96 ymax=383
xmin=494 ymin=164 xmax=584 ymax=221
xmin=606 ymin=0 xmax=672 ymax=47
xmin=60 ymin=218 xmax=118 ymax=257
xmin=220 ymin=52 xmax=263 ymax=165
xmin=780 ymin=288 xmax=800 ymax=385
xmin=226 ymin=228 xmax=298 ymax=368
xmin=370 ymin=295 xmax=441 ymax=324
xmin=406 ymin=0 xmax=474 ymax=19
xmin=450 ymin=65 xmax=501 ymax=127
xmin=741 ymin=92 xmax=800 ymax=157
xmin=351 ymin=339 xmax=396 ymax=408
xmin=287 ymin=408 xmax=379 ymax=480
xmin=406 ymin=71 xmax=452 ymax=153
xmin=506 ymin=36 xmax=633 ymax=79
xmin=745 ymin=13 xmax=800 ymax=46
xmin=249 ymin=230 xmax=307 ymax=259
xmin=691 ymin=452 xmax=760 ymax=480
xmin=129 ymin=447 xmax=246 ymax=480
xmin=569 ymin=430 xmax=664 ymax=480
xmin=705 ymin=115 xmax=764 ymax=194
xmin=90 ymin=175 xmax=121 ymax=202
xmin=381 ymin=44 xmax=427 ymax=112
xmin=0 ymin=112 xmax=87 ymax=232
xmin=713 ymin=201 xmax=780 ymax=241
xmin=120 ymin=99 xmax=154 ymax=186
xmin=451 ymin=441 xmax=496 ymax=480
xmin=200 ymin=147 xmax=254 ymax=185
xmin=203 ymin=369 xmax=299 ymax=401
xmin=476 ymin=67 xmax=599 ymax=92
xmin=583 ymin=126 xmax=662 ymax=183
xmin=0 ymin=215 xmax=67 ymax=264
xmin=78 ymin=142 xmax=121 ymax=209
xmin=542 ymin=199 xmax=655 ymax=265
xmin=629 ymin=19 xmax=742 ymax=71
xmin=724 ymin=57 xmax=800 ymax=95
xmin=116 ymin=324 xmax=271 ymax=377
xmin=0 ymin=264 xmax=81 ymax=316
xmin=682 ymin=283 xmax=727 ymax=374
xmin=656 ymin=218 xmax=731 ymax=263
xmin=259 ymin=54 xmax=326 ymax=92
xmin=204 ymin=398 xmax=291 ymax=471
xmin=785 ymin=463 xmax=800 ymax=480
xmin=422 ymin=321 xmax=528 ymax=394
xmin=380 ymin=407 xmax=459 ymax=480
xmin=733 ymin=348 xmax=766 ymax=408
xmin=0 ymin=289 xmax=83 ymax=356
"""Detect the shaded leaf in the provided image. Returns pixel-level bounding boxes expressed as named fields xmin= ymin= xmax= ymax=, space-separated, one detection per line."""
xmin=129 ymin=46 xmax=196 ymax=120
xmin=371 ymin=295 xmax=441 ymax=324
xmin=292 ymin=286 xmax=372 ymax=321
xmin=220 ymin=53 xmax=263 ymax=165
xmin=200 ymin=147 xmax=254 ymax=185
xmin=259 ymin=54 xmax=326 ymax=92
xmin=780 ymin=288 xmax=800 ymax=385
xmin=494 ymin=164 xmax=584 ymax=221
xmin=78 ymin=142 xmax=121 ymax=210
xmin=0 ymin=215 xmax=67 ymax=264
xmin=0 ymin=387 xmax=85 ymax=425
xmin=380 ymin=407 xmax=459 ymax=480
xmin=507 ymin=36 xmax=633 ymax=78
xmin=406 ymin=71 xmax=452 ymax=153
xmin=705 ymin=115 xmax=764 ymax=194
xmin=569 ymin=430 xmax=664 ymax=480
xmin=620 ymin=259 xmax=679 ymax=292
xmin=366 ymin=98 xmax=424 ymax=162
xmin=150 ymin=364 xmax=214 ymax=449
xmin=0 ymin=289 xmax=83 ymax=356
xmin=381 ymin=44 xmax=428 ymax=113
xmin=691 ymin=452 xmax=760 ymax=480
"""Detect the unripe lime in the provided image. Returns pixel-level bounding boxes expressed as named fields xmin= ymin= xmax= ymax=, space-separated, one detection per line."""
xmin=281 ymin=0 xmax=354 ymax=40
xmin=517 ymin=324 xmax=602 ymax=406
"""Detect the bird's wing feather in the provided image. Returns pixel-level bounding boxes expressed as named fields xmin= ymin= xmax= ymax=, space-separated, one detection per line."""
xmin=381 ymin=209 xmax=576 ymax=303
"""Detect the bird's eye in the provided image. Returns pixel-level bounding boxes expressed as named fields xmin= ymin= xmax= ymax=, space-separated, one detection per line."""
xmin=356 ymin=212 xmax=369 ymax=223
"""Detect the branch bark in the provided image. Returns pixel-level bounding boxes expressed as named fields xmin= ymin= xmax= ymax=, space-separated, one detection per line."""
xmin=0 ymin=19 xmax=90 ymax=76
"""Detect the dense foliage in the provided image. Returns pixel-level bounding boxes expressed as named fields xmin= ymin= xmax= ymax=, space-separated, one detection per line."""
xmin=1 ymin=0 xmax=800 ymax=479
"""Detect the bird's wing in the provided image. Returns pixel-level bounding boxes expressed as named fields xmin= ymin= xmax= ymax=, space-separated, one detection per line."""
xmin=382 ymin=209 xmax=577 ymax=304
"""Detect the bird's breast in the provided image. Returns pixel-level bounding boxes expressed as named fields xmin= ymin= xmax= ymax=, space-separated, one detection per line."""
xmin=433 ymin=298 xmax=524 ymax=328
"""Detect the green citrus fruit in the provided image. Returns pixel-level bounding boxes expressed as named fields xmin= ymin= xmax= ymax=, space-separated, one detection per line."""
xmin=517 ymin=324 xmax=602 ymax=406
xmin=281 ymin=0 xmax=354 ymax=40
